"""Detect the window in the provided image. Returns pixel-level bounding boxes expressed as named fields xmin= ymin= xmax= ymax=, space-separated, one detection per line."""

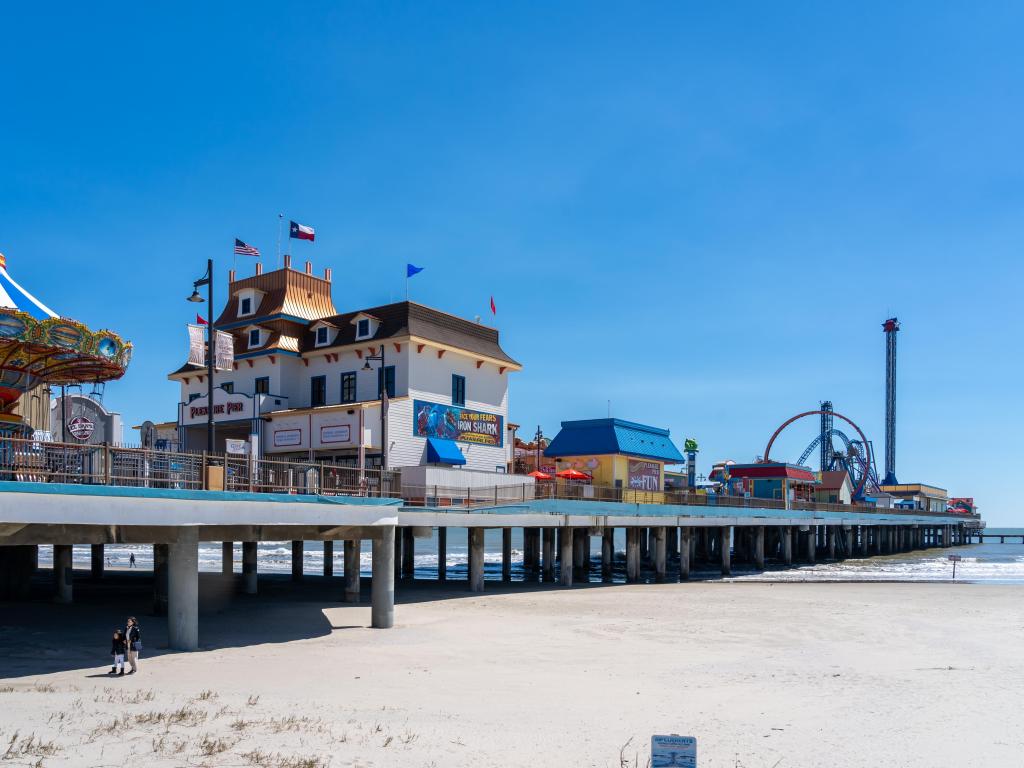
xmin=376 ymin=365 xmax=395 ymax=398
xmin=255 ymin=377 xmax=269 ymax=395
xmin=316 ymin=326 xmax=329 ymax=346
xmin=356 ymin=318 xmax=370 ymax=338
xmin=240 ymin=297 xmax=252 ymax=315
xmin=310 ymin=375 xmax=326 ymax=407
xmin=248 ymin=329 xmax=261 ymax=347
xmin=340 ymin=372 xmax=357 ymax=403
xmin=451 ymin=374 xmax=466 ymax=406
xmin=221 ymin=382 xmax=234 ymax=394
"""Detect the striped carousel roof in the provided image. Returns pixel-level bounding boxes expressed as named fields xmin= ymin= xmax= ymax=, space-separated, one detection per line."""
xmin=0 ymin=253 xmax=58 ymax=320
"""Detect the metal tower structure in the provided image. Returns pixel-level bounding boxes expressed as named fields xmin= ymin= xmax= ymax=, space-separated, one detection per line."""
xmin=882 ymin=317 xmax=900 ymax=485
xmin=819 ymin=401 xmax=834 ymax=470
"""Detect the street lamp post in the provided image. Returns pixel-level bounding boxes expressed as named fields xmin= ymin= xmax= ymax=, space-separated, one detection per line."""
xmin=362 ymin=344 xmax=387 ymax=483
xmin=187 ymin=259 xmax=216 ymax=455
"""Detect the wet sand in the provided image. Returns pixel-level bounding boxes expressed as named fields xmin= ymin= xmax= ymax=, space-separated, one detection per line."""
xmin=1 ymin=578 xmax=1021 ymax=767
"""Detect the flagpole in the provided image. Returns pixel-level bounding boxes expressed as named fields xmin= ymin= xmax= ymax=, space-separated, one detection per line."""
xmin=276 ymin=213 xmax=283 ymax=270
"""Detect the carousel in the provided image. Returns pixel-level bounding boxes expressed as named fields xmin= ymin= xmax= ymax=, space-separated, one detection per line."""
xmin=0 ymin=252 xmax=131 ymax=439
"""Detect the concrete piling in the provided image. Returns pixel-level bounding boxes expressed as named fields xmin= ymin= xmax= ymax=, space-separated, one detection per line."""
xmin=601 ymin=527 xmax=614 ymax=582
xmin=782 ymin=525 xmax=793 ymax=565
xmin=502 ymin=528 xmax=512 ymax=582
xmin=323 ymin=540 xmax=334 ymax=577
xmin=344 ymin=539 xmax=360 ymax=602
xmin=679 ymin=528 xmax=691 ymax=580
xmin=754 ymin=526 xmax=765 ymax=570
xmin=654 ymin=526 xmax=667 ymax=583
xmin=242 ymin=541 xmax=257 ymax=594
xmin=626 ymin=527 xmax=640 ymax=583
xmin=468 ymin=528 xmax=485 ymax=592
xmin=221 ymin=541 xmax=233 ymax=576
xmin=720 ymin=526 xmax=732 ymax=577
xmin=168 ymin=527 xmax=199 ymax=651
xmin=371 ymin=528 xmax=395 ymax=629
xmin=542 ymin=527 xmax=555 ymax=581
xmin=827 ymin=527 xmax=836 ymax=560
xmin=437 ymin=527 xmax=447 ymax=582
xmin=91 ymin=544 xmax=104 ymax=580
xmin=291 ymin=540 xmax=303 ymax=581
xmin=560 ymin=526 xmax=574 ymax=586
xmin=53 ymin=544 xmax=73 ymax=603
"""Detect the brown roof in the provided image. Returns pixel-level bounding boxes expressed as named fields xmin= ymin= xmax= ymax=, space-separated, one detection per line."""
xmin=818 ymin=470 xmax=851 ymax=491
xmin=214 ymin=267 xmax=336 ymax=326
xmin=306 ymin=301 xmax=520 ymax=366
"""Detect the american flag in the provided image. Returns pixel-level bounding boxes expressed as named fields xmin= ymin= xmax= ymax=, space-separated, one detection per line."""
xmin=234 ymin=238 xmax=260 ymax=257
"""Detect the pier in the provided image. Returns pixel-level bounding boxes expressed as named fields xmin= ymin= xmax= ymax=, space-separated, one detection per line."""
xmin=0 ymin=440 xmax=981 ymax=651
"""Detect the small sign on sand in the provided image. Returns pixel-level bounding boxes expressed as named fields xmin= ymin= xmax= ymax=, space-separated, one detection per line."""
xmin=651 ymin=734 xmax=696 ymax=767
xmin=949 ymin=554 xmax=963 ymax=579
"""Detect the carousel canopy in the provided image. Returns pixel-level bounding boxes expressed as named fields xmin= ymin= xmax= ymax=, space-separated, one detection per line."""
xmin=0 ymin=254 xmax=58 ymax=320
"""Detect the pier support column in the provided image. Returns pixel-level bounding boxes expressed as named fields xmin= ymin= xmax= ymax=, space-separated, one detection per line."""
xmin=394 ymin=528 xmax=403 ymax=581
xmin=679 ymin=528 xmax=691 ymax=580
xmin=573 ymin=530 xmax=587 ymax=581
xmin=468 ymin=528 xmax=485 ymax=592
xmin=782 ymin=526 xmax=793 ymax=565
xmin=90 ymin=544 xmax=104 ymax=580
xmin=754 ymin=526 xmax=765 ymax=570
xmin=827 ymin=527 xmax=836 ymax=560
xmin=601 ymin=527 xmax=614 ymax=582
xmin=654 ymin=527 xmax=667 ymax=583
xmin=344 ymin=539 xmax=360 ymax=602
xmin=323 ymin=540 xmax=334 ymax=577
xmin=542 ymin=528 xmax=555 ymax=582
xmin=53 ymin=544 xmax=73 ymax=604
xmin=242 ymin=541 xmax=257 ymax=594
xmin=168 ymin=527 xmax=199 ymax=651
xmin=560 ymin=527 xmax=574 ymax=586
xmin=667 ymin=527 xmax=678 ymax=561
xmin=371 ymin=527 xmax=395 ymax=629
xmin=291 ymin=541 xmax=303 ymax=582
xmin=221 ymin=542 xmax=233 ymax=576
xmin=502 ymin=528 xmax=512 ymax=582
xmin=805 ymin=527 xmax=816 ymax=563
xmin=153 ymin=543 xmax=169 ymax=615
xmin=437 ymin=528 xmax=447 ymax=582
xmin=402 ymin=527 xmax=415 ymax=580
xmin=626 ymin=528 xmax=640 ymax=583
xmin=720 ymin=526 xmax=732 ymax=577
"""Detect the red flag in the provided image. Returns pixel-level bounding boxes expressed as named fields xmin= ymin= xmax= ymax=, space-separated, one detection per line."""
xmin=196 ymin=314 xmax=208 ymax=325
xmin=489 ymin=296 xmax=496 ymax=315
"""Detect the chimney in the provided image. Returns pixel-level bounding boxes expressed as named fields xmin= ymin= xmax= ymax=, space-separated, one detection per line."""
xmin=324 ymin=267 xmax=332 ymax=282
xmin=283 ymin=254 xmax=292 ymax=269
xmin=255 ymin=262 xmax=263 ymax=275
xmin=305 ymin=260 xmax=312 ymax=275
xmin=228 ymin=269 xmax=236 ymax=283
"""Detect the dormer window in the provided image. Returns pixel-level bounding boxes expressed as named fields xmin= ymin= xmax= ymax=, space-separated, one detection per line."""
xmin=310 ymin=321 xmax=336 ymax=348
xmin=352 ymin=312 xmax=379 ymax=340
xmin=236 ymin=287 xmax=265 ymax=318
xmin=241 ymin=297 xmax=252 ymax=315
xmin=248 ymin=328 xmax=263 ymax=348
xmin=316 ymin=327 xmax=328 ymax=345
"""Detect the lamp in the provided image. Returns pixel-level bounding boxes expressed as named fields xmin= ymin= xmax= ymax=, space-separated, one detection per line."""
xmin=187 ymin=288 xmax=205 ymax=303
xmin=362 ymin=360 xmax=372 ymax=372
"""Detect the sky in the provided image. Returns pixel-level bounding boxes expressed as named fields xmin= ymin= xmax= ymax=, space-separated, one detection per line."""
xmin=1 ymin=2 xmax=1021 ymax=524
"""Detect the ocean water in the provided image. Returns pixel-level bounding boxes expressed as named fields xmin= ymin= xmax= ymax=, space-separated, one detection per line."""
xmin=35 ymin=528 xmax=1024 ymax=585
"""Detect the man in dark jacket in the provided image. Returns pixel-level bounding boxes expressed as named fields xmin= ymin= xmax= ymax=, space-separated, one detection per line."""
xmin=125 ymin=617 xmax=141 ymax=674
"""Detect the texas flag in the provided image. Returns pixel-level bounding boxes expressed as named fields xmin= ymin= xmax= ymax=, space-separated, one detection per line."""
xmin=289 ymin=220 xmax=315 ymax=241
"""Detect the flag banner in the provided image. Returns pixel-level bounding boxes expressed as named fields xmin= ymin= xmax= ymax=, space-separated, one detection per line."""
xmin=407 ymin=263 xmax=424 ymax=278
xmin=215 ymin=330 xmax=234 ymax=372
xmin=490 ymin=296 xmax=496 ymax=315
xmin=195 ymin=313 xmax=208 ymax=325
xmin=187 ymin=324 xmax=205 ymax=366
xmin=289 ymin=220 xmax=315 ymax=241
xmin=234 ymin=238 xmax=260 ymax=257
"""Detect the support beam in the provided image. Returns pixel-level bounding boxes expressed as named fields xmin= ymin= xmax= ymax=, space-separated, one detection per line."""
xmin=754 ymin=526 xmax=765 ymax=570
xmin=323 ymin=540 xmax=334 ymax=577
xmin=782 ymin=526 xmax=793 ymax=565
xmin=91 ymin=544 xmax=104 ymax=580
xmin=542 ymin=527 xmax=555 ymax=582
xmin=344 ymin=539 xmax=360 ymax=602
xmin=720 ymin=526 xmax=732 ymax=577
xmin=53 ymin=544 xmax=73 ymax=604
xmin=468 ymin=528 xmax=485 ymax=592
xmin=437 ymin=527 xmax=447 ymax=582
xmin=560 ymin=527 xmax=574 ymax=586
xmin=654 ymin=526 xmax=667 ymax=583
xmin=573 ymin=530 xmax=587 ymax=581
xmin=168 ymin=527 xmax=199 ymax=651
xmin=502 ymin=528 xmax=512 ymax=582
xmin=221 ymin=541 xmax=233 ymax=576
xmin=291 ymin=540 xmax=303 ymax=582
xmin=601 ymin=527 xmax=614 ymax=582
xmin=806 ymin=527 xmax=816 ymax=563
xmin=679 ymin=528 xmax=691 ymax=580
xmin=371 ymin=529 xmax=395 ymax=628
xmin=153 ymin=543 xmax=169 ymax=614
xmin=626 ymin=527 xmax=640 ymax=583
xmin=242 ymin=541 xmax=257 ymax=594
xmin=402 ymin=527 xmax=415 ymax=580
xmin=827 ymin=526 xmax=836 ymax=560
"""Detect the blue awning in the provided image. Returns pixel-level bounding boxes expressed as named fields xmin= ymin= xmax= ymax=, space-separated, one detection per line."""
xmin=426 ymin=437 xmax=466 ymax=465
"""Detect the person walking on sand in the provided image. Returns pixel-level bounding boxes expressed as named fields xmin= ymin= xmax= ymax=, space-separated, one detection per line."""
xmin=129 ymin=552 xmax=136 ymax=568
xmin=110 ymin=629 xmax=126 ymax=676
xmin=125 ymin=617 xmax=141 ymax=674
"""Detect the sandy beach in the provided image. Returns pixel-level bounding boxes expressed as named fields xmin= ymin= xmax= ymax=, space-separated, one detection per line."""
xmin=1 ymin=579 xmax=1021 ymax=767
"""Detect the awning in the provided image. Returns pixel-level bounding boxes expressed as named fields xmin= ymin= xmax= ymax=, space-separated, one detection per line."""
xmin=426 ymin=437 xmax=466 ymax=465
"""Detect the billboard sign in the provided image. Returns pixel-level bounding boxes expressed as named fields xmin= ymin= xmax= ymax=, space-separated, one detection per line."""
xmin=413 ymin=399 xmax=503 ymax=447
xmin=651 ymin=735 xmax=696 ymax=768
xmin=273 ymin=429 xmax=302 ymax=447
xmin=321 ymin=424 xmax=352 ymax=444
xmin=628 ymin=459 xmax=661 ymax=491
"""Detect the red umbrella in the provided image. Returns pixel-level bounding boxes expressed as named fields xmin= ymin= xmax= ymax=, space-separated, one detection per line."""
xmin=528 ymin=470 xmax=552 ymax=480
xmin=556 ymin=468 xmax=591 ymax=481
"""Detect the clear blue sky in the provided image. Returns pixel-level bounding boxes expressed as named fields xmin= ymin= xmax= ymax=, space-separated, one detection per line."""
xmin=2 ymin=3 xmax=1021 ymax=524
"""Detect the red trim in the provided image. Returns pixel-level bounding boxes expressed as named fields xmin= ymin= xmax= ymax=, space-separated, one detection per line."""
xmin=393 ymin=343 xmax=401 ymax=353
xmin=417 ymin=344 xmax=425 ymax=353
xmin=269 ymin=356 xmax=276 ymax=365
xmin=356 ymin=350 xmax=363 ymax=359
xmin=437 ymin=350 xmax=445 ymax=359
xmin=183 ymin=377 xmax=190 ymax=385
xmin=499 ymin=366 xmax=507 ymax=375
xmin=246 ymin=360 xmax=253 ymax=368
xmin=476 ymin=360 xmax=484 ymax=369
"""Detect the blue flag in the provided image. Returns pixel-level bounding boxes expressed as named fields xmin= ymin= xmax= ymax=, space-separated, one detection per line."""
xmin=407 ymin=263 xmax=424 ymax=278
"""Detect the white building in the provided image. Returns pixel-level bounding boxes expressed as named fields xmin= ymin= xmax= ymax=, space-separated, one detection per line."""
xmin=167 ymin=258 xmax=521 ymax=473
